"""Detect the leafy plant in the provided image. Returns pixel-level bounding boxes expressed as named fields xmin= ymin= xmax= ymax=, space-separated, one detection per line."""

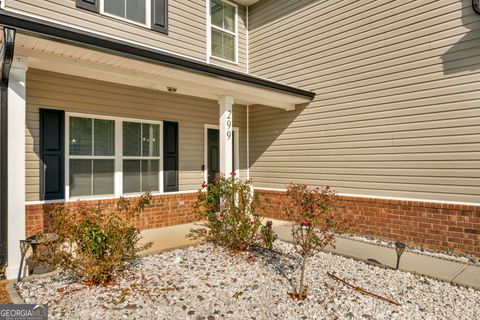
xmin=260 ymin=220 xmax=277 ymax=251
xmin=193 ymin=173 xmax=276 ymax=251
xmin=283 ymin=184 xmax=346 ymax=300
xmin=33 ymin=193 xmax=152 ymax=285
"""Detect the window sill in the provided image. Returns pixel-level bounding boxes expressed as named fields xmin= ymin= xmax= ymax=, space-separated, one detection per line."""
xmin=100 ymin=12 xmax=150 ymax=29
xmin=210 ymin=55 xmax=239 ymax=66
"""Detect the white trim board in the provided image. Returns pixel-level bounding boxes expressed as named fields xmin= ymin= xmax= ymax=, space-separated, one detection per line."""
xmin=203 ymin=123 xmax=240 ymax=183
xmin=253 ymin=187 xmax=480 ymax=207
xmin=6 ymin=56 xmax=28 ymax=280
xmin=245 ymin=5 xmax=249 ymax=74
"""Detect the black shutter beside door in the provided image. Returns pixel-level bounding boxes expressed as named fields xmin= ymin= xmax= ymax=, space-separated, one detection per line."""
xmin=40 ymin=109 xmax=65 ymax=200
xmin=163 ymin=121 xmax=178 ymax=192
xmin=152 ymin=0 xmax=168 ymax=34
xmin=75 ymin=0 xmax=99 ymax=13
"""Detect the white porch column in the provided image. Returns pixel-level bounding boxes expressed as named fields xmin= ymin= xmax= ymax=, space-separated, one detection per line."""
xmin=218 ymin=96 xmax=234 ymax=175
xmin=5 ymin=56 xmax=28 ymax=279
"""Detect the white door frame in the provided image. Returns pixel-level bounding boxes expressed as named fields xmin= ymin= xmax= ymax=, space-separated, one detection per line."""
xmin=204 ymin=124 xmax=240 ymax=183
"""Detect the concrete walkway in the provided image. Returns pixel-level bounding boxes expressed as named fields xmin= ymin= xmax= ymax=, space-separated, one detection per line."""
xmin=139 ymin=220 xmax=480 ymax=290
xmin=139 ymin=222 xmax=205 ymax=255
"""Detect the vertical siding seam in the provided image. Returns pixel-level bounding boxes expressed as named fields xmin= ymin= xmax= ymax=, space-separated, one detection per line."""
xmin=246 ymin=5 xmax=250 ymax=74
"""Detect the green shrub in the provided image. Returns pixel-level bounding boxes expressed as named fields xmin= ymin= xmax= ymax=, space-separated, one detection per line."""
xmin=34 ymin=193 xmax=152 ymax=285
xmin=194 ymin=174 xmax=276 ymax=251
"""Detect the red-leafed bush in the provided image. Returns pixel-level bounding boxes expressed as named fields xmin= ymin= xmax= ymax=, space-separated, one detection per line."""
xmin=283 ymin=184 xmax=346 ymax=300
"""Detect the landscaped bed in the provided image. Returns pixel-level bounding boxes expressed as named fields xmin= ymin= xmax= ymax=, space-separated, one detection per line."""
xmin=17 ymin=241 xmax=480 ymax=320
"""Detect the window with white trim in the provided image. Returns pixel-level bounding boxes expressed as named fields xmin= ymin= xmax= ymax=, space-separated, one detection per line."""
xmin=102 ymin=0 xmax=151 ymax=26
xmin=69 ymin=116 xmax=115 ymax=197
xmin=67 ymin=114 xmax=163 ymax=199
xmin=209 ymin=0 xmax=237 ymax=62
xmin=123 ymin=121 xmax=161 ymax=193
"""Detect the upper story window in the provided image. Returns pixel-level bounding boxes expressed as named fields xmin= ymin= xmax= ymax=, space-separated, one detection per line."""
xmin=76 ymin=0 xmax=168 ymax=34
xmin=102 ymin=0 xmax=151 ymax=27
xmin=209 ymin=0 xmax=237 ymax=63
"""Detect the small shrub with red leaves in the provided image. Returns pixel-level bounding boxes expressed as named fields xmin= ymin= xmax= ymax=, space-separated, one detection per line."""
xmin=283 ymin=184 xmax=346 ymax=300
xmin=194 ymin=173 xmax=276 ymax=252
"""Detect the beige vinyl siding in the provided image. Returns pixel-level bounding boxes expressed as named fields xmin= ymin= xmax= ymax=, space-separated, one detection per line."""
xmin=248 ymin=0 xmax=480 ymax=202
xmin=6 ymin=0 xmax=248 ymax=72
xmin=25 ymin=69 xmax=247 ymax=201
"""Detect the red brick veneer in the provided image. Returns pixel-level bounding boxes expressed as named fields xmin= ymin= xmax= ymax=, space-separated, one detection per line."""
xmin=25 ymin=192 xmax=199 ymax=237
xmin=256 ymin=189 xmax=480 ymax=257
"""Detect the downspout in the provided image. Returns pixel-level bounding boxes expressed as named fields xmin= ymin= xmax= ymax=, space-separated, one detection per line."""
xmin=246 ymin=105 xmax=250 ymax=180
xmin=245 ymin=5 xmax=250 ymax=180
xmin=0 ymin=27 xmax=15 ymax=272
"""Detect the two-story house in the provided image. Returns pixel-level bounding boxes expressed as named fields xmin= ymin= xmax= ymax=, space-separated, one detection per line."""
xmin=0 ymin=0 xmax=479 ymax=279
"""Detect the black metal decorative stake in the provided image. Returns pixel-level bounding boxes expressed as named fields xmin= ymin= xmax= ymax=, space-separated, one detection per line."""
xmin=395 ymin=241 xmax=406 ymax=270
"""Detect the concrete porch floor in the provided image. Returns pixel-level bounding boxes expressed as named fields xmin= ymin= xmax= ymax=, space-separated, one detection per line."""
xmin=139 ymin=219 xmax=480 ymax=290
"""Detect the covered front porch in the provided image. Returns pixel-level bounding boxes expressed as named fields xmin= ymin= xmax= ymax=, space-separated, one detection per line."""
xmin=0 ymin=15 xmax=313 ymax=279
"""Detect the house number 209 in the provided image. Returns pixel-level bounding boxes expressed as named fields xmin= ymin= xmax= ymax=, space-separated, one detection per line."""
xmin=226 ymin=110 xmax=232 ymax=140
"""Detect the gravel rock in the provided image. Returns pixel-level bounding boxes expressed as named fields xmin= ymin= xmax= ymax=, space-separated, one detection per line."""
xmin=17 ymin=241 xmax=480 ymax=319
xmin=342 ymin=234 xmax=479 ymax=265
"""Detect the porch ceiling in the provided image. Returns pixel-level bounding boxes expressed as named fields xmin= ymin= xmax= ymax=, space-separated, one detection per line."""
xmin=13 ymin=33 xmax=306 ymax=110
xmin=0 ymin=9 xmax=314 ymax=111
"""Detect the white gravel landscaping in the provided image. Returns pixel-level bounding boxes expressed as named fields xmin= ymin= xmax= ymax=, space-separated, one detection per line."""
xmin=342 ymin=234 xmax=480 ymax=265
xmin=17 ymin=241 xmax=480 ymax=320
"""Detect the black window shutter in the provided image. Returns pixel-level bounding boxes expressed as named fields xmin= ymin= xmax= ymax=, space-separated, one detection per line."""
xmin=76 ymin=0 xmax=99 ymax=13
xmin=40 ymin=109 xmax=65 ymax=200
xmin=152 ymin=0 xmax=168 ymax=34
xmin=163 ymin=121 xmax=178 ymax=192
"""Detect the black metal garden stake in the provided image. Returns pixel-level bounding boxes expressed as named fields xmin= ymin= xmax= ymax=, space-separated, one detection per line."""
xmin=395 ymin=241 xmax=406 ymax=270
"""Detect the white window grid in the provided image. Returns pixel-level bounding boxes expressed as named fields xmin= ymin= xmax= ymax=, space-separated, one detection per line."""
xmin=122 ymin=121 xmax=162 ymax=194
xmin=100 ymin=0 xmax=152 ymax=28
xmin=65 ymin=112 xmax=163 ymax=200
xmin=207 ymin=0 xmax=239 ymax=64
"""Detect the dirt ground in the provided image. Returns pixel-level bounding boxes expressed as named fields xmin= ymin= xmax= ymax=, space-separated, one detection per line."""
xmin=0 ymin=280 xmax=12 ymax=304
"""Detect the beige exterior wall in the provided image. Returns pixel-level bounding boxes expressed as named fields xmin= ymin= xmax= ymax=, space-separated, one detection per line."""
xmin=5 ymin=0 xmax=248 ymax=72
xmin=248 ymin=0 xmax=480 ymax=202
xmin=25 ymin=69 xmax=248 ymax=202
